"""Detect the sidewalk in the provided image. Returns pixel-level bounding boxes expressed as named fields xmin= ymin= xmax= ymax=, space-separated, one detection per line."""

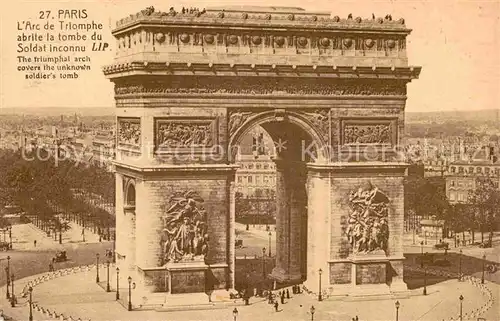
xmin=1 ymin=266 xmax=496 ymax=321
xmin=235 ymin=223 xmax=276 ymax=240
xmin=10 ymin=223 xmax=60 ymax=251
xmin=64 ymin=221 xmax=101 ymax=244
xmin=10 ymin=222 xmax=102 ymax=251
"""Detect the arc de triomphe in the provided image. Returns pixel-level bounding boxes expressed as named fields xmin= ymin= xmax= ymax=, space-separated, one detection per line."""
xmin=103 ymin=5 xmax=421 ymax=304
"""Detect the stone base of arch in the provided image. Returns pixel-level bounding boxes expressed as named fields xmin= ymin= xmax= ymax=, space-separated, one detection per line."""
xmin=300 ymin=162 xmax=408 ymax=297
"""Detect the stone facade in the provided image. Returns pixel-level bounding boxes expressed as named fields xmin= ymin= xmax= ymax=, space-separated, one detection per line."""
xmin=104 ymin=5 xmax=420 ymax=301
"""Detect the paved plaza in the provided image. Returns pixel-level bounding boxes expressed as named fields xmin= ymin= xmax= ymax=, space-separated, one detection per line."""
xmin=1 ymin=222 xmax=498 ymax=321
xmin=0 ymin=255 xmax=498 ymax=321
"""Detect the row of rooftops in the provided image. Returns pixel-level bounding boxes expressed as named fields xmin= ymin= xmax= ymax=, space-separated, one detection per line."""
xmin=113 ymin=6 xmax=409 ymax=34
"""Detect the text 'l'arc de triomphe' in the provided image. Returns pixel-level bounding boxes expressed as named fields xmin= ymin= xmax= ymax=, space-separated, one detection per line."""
xmin=103 ymin=5 xmax=421 ymax=304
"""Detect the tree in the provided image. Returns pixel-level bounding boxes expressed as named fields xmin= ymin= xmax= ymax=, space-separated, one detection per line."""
xmin=405 ymin=175 xmax=448 ymax=221
xmin=468 ymin=178 xmax=500 ymax=244
xmin=444 ymin=203 xmax=470 ymax=244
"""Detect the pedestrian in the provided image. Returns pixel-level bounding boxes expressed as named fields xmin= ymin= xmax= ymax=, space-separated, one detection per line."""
xmin=286 ymin=289 xmax=290 ymax=299
xmin=268 ymin=291 xmax=273 ymax=304
xmin=34 ymin=240 xmax=37 ymax=247
xmin=274 ymin=301 xmax=279 ymax=312
xmin=280 ymin=292 xmax=285 ymax=304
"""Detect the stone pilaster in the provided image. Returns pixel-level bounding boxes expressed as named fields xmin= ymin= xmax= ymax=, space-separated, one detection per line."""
xmin=114 ymin=172 xmax=127 ymax=270
xmin=288 ymin=163 xmax=306 ymax=280
xmin=271 ymin=161 xmax=288 ymax=280
xmin=304 ymin=167 xmax=331 ymax=293
xmin=228 ymin=180 xmax=236 ymax=290
xmin=271 ymin=159 xmax=303 ymax=283
xmin=134 ymin=179 xmax=163 ymax=294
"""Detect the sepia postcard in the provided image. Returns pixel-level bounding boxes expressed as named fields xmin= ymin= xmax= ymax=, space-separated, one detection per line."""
xmin=0 ymin=0 xmax=499 ymax=320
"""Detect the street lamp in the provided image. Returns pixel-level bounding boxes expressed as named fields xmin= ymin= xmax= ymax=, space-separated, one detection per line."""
xmin=310 ymin=305 xmax=315 ymax=321
xmin=268 ymin=231 xmax=272 ymax=257
xmin=420 ymin=241 xmax=424 ymax=268
xmin=395 ymin=301 xmax=400 ymax=321
xmin=96 ymin=253 xmax=100 ymax=283
xmin=112 ymin=232 xmax=116 ymax=263
xmin=459 ymin=294 xmax=464 ymax=321
xmin=28 ymin=286 xmax=33 ymax=321
xmin=8 ymin=227 xmax=12 ymax=249
xmin=423 ymin=266 xmax=427 ymax=296
xmin=10 ymin=273 xmax=15 ymax=307
xmin=127 ymin=276 xmax=132 ymax=311
xmin=6 ymin=255 xmax=10 ymax=299
xmin=458 ymin=249 xmax=462 ymax=281
xmin=106 ymin=260 xmax=111 ymax=292
xmin=318 ymin=269 xmax=323 ymax=301
xmin=116 ymin=267 xmax=120 ymax=300
xmin=262 ymin=247 xmax=266 ymax=279
xmin=233 ymin=307 xmax=239 ymax=321
xmin=481 ymin=254 xmax=486 ymax=284
xmin=412 ymin=213 xmax=416 ymax=245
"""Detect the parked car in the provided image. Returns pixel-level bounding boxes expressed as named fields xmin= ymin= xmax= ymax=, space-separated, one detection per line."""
xmin=0 ymin=242 xmax=10 ymax=251
xmin=434 ymin=242 xmax=449 ymax=250
xmin=53 ymin=250 xmax=67 ymax=262
xmin=479 ymin=241 xmax=492 ymax=248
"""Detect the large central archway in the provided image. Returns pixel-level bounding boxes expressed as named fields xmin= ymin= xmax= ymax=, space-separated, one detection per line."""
xmin=230 ymin=110 xmax=330 ymax=284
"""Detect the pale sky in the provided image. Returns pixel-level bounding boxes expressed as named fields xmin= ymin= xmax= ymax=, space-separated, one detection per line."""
xmin=1 ymin=0 xmax=499 ymax=112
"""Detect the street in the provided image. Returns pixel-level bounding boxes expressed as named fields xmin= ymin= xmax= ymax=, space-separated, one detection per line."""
xmin=0 ymin=222 xmax=110 ymax=288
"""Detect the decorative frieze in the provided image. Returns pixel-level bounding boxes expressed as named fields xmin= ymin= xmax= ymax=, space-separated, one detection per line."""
xmin=117 ymin=117 xmax=141 ymax=148
xmin=117 ymin=30 xmax=404 ymax=55
xmin=346 ymin=182 xmax=389 ymax=254
xmin=155 ymin=118 xmax=217 ymax=151
xmin=115 ymin=78 xmax=407 ymax=97
xmin=341 ymin=119 xmax=396 ymax=145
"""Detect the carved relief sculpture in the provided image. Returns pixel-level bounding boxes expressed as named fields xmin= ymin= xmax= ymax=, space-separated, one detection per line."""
xmin=301 ymin=109 xmax=330 ymax=142
xmin=156 ymin=120 xmax=214 ymax=149
xmin=228 ymin=110 xmax=254 ymax=137
xmin=344 ymin=124 xmax=392 ymax=144
xmin=346 ymin=182 xmax=389 ymax=254
xmin=162 ymin=191 xmax=209 ymax=264
xmin=114 ymin=78 xmax=407 ymax=96
xmin=118 ymin=118 xmax=141 ymax=147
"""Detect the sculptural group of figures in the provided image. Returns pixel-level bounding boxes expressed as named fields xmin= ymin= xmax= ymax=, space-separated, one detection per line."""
xmin=162 ymin=191 xmax=209 ymax=263
xmin=346 ymin=182 xmax=390 ymax=253
xmin=157 ymin=123 xmax=212 ymax=148
xmin=344 ymin=125 xmax=391 ymax=144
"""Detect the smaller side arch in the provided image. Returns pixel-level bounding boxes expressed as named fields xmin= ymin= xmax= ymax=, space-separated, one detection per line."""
xmin=124 ymin=178 xmax=136 ymax=207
